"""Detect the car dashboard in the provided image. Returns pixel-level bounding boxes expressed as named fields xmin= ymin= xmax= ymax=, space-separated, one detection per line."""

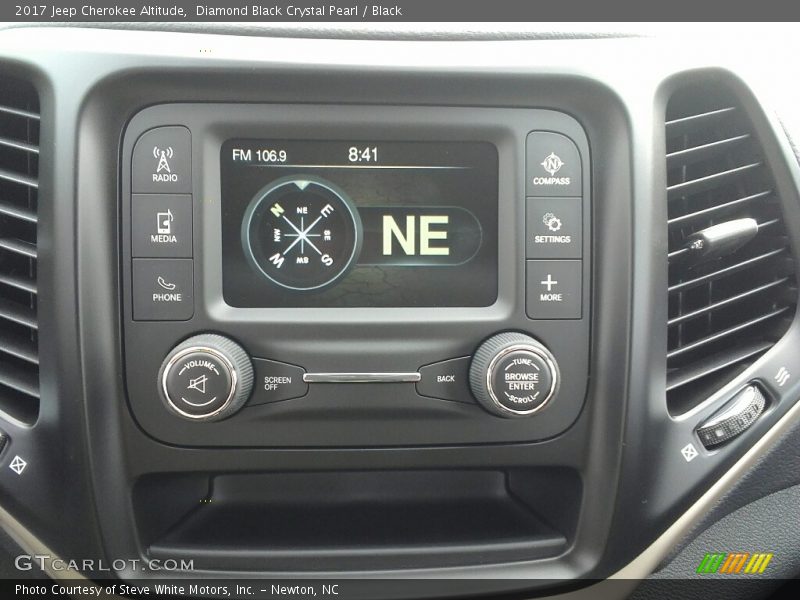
xmin=0 ymin=23 xmax=798 ymax=599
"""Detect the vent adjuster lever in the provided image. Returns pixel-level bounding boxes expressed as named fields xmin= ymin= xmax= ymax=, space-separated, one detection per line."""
xmin=675 ymin=218 xmax=759 ymax=266
xmin=696 ymin=384 xmax=766 ymax=448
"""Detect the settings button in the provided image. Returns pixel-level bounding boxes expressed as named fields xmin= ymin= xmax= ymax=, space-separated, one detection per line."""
xmin=526 ymin=198 xmax=582 ymax=259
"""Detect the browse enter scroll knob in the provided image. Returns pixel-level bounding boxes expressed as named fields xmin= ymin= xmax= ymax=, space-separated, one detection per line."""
xmin=469 ymin=332 xmax=560 ymax=418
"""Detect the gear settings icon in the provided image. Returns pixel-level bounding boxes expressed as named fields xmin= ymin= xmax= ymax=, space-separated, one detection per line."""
xmin=542 ymin=212 xmax=563 ymax=232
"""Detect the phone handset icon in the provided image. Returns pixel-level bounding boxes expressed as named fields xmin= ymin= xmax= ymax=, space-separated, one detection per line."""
xmin=157 ymin=276 xmax=177 ymax=291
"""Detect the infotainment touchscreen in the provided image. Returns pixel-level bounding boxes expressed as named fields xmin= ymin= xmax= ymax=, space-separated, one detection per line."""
xmin=221 ymin=140 xmax=498 ymax=307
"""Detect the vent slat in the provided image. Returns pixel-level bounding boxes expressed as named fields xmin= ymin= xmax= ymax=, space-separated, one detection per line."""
xmin=666 ymin=134 xmax=751 ymax=169
xmin=667 ymin=306 xmax=790 ymax=361
xmin=0 ymin=237 xmax=37 ymax=259
xmin=0 ymin=332 xmax=38 ymax=365
xmin=668 ymin=277 xmax=789 ymax=327
xmin=667 ymin=190 xmax=773 ymax=228
xmin=0 ymin=135 xmax=39 ymax=155
xmin=668 ymin=247 xmax=788 ymax=294
xmin=0 ymin=200 xmax=37 ymax=224
xmin=665 ymin=106 xmax=737 ymax=137
xmin=666 ymin=342 xmax=772 ymax=392
xmin=0 ymin=167 xmax=38 ymax=190
xmin=0 ymin=362 xmax=39 ymax=399
xmin=665 ymin=84 xmax=796 ymax=416
xmin=667 ymin=162 xmax=762 ymax=201
xmin=0 ymin=104 xmax=39 ymax=121
xmin=0 ymin=272 xmax=36 ymax=295
xmin=0 ymin=298 xmax=37 ymax=330
xmin=0 ymin=77 xmax=40 ymax=426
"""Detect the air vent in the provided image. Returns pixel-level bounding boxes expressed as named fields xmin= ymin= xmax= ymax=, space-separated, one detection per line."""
xmin=666 ymin=82 xmax=797 ymax=416
xmin=0 ymin=76 xmax=39 ymax=426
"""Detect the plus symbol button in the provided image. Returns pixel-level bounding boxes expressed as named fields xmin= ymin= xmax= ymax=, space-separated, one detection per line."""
xmin=541 ymin=274 xmax=558 ymax=292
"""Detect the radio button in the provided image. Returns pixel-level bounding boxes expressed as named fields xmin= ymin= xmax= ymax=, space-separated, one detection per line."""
xmin=250 ymin=358 xmax=308 ymax=405
xmin=132 ymin=126 xmax=192 ymax=194
xmin=132 ymin=194 xmax=193 ymax=258
xmin=526 ymin=260 xmax=582 ymax=320
xmin=526 ymin=197 xmax=582 ymax=259
xmin=417 ymin=357 xmax=473 ymax=403
xmin=526 ymin=132 xmax=581 ymax=197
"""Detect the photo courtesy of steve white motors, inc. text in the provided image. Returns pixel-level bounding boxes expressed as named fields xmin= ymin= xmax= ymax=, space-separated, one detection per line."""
xmin=14 ymin=583 xmax=343 ymax=598
xmin=15 ymin=4 xmax=405 ymax=19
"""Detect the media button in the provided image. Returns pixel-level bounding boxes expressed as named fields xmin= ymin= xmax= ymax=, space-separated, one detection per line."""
xmin=526 ymin=260 xmax=582 ymax=319
xmin=132 ymin=194 xmax=193 ymax=258
xmin=526 ymin=132 xmax=582 ymax=197
xmin=250 ymin=358 xmax=308 ymax=405
xmin=132 ymin=258 xmax=194 ymax=321
xmin=526 ymin=197 xmax=582 ymax=259
xmin=132 ymin=126 xmax=192 ymax=194
xmin=417 ymin=356 xmax=473 ymax=403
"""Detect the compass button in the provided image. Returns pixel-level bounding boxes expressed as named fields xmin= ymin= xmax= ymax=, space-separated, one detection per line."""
xmin=526 ymin=132 xmax=582 ymax=197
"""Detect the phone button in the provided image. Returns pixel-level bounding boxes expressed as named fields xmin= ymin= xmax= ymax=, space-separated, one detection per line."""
xmin=132 ymin=259 xmax=194 ymax=321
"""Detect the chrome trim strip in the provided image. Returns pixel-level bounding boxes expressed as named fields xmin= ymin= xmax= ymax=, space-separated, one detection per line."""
xmin=303 ymin=372 xmax=421 ymax=383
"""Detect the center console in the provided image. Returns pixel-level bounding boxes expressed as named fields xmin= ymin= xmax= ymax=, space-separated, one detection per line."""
xmin=121 ymin=104 xmax=592 ymax=447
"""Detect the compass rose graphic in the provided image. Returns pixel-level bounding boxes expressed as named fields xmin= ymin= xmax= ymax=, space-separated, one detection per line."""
xmin=242 ymin=176 xmax=362 ymax=291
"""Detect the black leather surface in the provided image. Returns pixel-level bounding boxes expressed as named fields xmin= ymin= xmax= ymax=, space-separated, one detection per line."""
xmin=632 ymin=485 xmax=800 ymax=599
xmin=0 ymin=528 xmax=47 ymax=579
xmin=654 ymin=413 xmax=800 ymax=571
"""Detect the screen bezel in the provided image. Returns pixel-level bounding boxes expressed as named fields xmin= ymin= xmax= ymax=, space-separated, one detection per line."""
xmin=199 ymin=104 xmax=532 ymax=326
xmin=219 ymin=138 xmax=500 ymax=308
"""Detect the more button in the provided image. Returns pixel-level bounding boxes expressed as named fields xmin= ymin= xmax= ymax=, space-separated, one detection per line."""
xmin=526 ymin=260 xmax=582 ymax=319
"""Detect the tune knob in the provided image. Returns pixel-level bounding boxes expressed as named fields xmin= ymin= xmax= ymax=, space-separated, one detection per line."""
xmin=158 ymin=334 xmax=254 ymax=422
xmin=469 ymin=332 xmax=560 ymax=418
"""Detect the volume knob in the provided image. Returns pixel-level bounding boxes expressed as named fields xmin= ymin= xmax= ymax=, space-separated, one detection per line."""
xmin=158 ymin=334 xmax=254 ymax=422
xmin=469 ymin=332 xmax=560 ymax=418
